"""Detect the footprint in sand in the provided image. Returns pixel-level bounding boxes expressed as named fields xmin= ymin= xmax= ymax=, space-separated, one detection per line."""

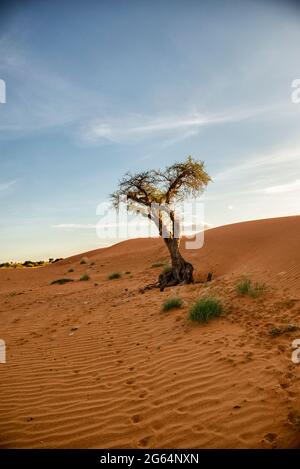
xmin=131 ymin=414 xmax=141 ymax=423
xmin=192 ymin=424 xmax=204 ymax=432
xmin=126 ymin=378 xmax=135 ymax=385
xmin=138 ymin=436 xmax=152 ymax=447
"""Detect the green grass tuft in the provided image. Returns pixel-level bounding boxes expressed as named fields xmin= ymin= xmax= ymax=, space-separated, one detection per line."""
xmin=189 ymin=297 xmax=223 ymax=323
xmin=107 ymin=272 xmax=121 ymax=280
xmin=162 ymin=297 xmax=183 ymax=311
xmin=151 ymin=262 xmax=165 ymax=268
xmin=51 ymin=278 xmax=74 ymax=285
xmin=80 ymin=273 xmax=90 ymax=281
xmin=270 ymin=324 xmax=298 ymax=337
xmin=236 ymin=278 xmax=266 ymax=298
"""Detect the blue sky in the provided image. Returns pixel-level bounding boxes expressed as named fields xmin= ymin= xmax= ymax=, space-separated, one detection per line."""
xmin=1 ymin=0 xmax=300 ymax=261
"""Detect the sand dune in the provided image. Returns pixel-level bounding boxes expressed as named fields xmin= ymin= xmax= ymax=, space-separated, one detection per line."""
xmin=0 ymin=216 xmax=300 ymax=448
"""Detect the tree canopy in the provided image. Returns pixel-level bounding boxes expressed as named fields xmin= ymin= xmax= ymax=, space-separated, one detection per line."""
xmin=111 ymin=156 xmax=211 ymax=236
xmin=111 ymin=156 xmax=211 ymax=289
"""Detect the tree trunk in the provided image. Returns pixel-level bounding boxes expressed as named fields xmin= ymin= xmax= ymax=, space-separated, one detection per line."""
xmin=158 ymin=238 xmax=194 ymax=290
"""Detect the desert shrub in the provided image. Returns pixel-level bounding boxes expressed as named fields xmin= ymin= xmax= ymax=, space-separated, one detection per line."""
xmin=51 ymin=278 xmax=74 ymax=285
xmin=108 ymin=272 xmax=121 ymax=280
xmin=236 ymin=278 xmax=252 ymax=295
xmin=68 ymin=268 xmax=74 ymax=273
xmin=80 ymin=257 xmax=88 ymax=265
xmin=251 ymin=282 xmax=266 ymax=297
xmin=80 ymin=273 xmax=90 ymax=281
xmin=0 ymin=260 xmax=52 ymax=268
xmin=189 ymin=297 xmax=223 ymax=323
xmin=23 ymin=260 xmax=35 ymax=267
xmin=162 ymin=297 xmax=183 ymax=311
xmin=236 ymin=278 xmax=266 ymax=298
xmin=270 ymin=324 xmax=298 ymax=337
xmin=125 ymin=271 xmax=131 ymax=274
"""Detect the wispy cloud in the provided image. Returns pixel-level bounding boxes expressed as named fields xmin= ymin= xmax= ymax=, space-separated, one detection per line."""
xmin=81 ymin=105 xmax=273 ymax=144
xmin=0 ymin=35 xmax=106 ymax=139
xmin=264 ymin=179 xmax=300 ymax=194
xmin=0 ymin=179 xmax=17 ymax=192
xmin=214 ymin=143 xmax=300 ymax=182
xmin=52 ymin=224 xmax=97 ymax=229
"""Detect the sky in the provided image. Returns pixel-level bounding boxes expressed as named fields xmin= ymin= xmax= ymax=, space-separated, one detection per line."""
xmin=0 ymin=0 xmax=300 ymax=262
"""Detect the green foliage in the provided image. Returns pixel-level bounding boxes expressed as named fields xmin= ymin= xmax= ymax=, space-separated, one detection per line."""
xmin=51 ymin=278 xmax=74 ymax=285
xmin=111 ymin=157 xmax=211 ymax=230
xmin=189 ymin=297 xmax=223 ymax=323
xmin=162 ymin=297 xmax=183 ymax=311
xmin=80 ymin=273 xmax=90 ymax=281
xmin=107 ymin=272 xmax=122 ymax=280
xmin=236 ymin=278 xmax=266 ymax=298
xmin=236 ymin=278 xmax=251 ymax=295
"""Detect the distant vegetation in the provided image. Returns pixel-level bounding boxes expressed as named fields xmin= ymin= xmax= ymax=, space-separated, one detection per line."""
xmin=80 ymin=257 xmax=88 ymax=265
xmin=107 ymin=272 xmax=122 ymax=280
xmin=80 ymin=273 xmax=90 ymax=281
xmin=162 ymin=297 xmax=183 ymax=311
xmin=51 ymin=278 xmax=74 ymax=285
xmin=236 ymin=278 xmax=266 ymax=298
xmin=0 ymin=258 xmax=63 ymax=269
xmin=189 ymin=297 xmax=223 ymax=323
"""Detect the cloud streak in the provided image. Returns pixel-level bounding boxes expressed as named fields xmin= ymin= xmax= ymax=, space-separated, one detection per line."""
xmin=81 ymin=105 xmax=273 ymax=144
xmin=52 ymin=224 xmax=97 ymax=229
xmin=264 ymin=179 xmax=300 ymax=194
xmin=0 ymin=179 xmax=17 ymax=192
xmin=214 ymin=143 xmax=300 ymax=182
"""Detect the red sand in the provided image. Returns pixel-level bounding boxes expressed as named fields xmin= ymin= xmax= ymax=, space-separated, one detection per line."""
xmin=0 ymin=215 xmax=300 ymax=448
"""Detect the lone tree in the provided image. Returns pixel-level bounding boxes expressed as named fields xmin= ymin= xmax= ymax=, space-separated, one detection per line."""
xmin=111 ymin=156 xmax=211 ymax=289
